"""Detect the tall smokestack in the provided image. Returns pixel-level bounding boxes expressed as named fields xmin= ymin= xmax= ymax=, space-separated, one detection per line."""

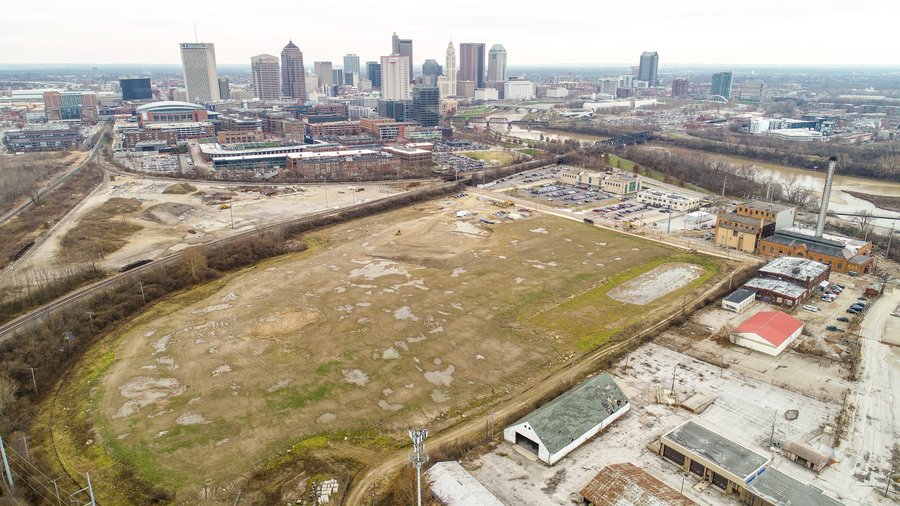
xmin=815 ymin=156 xmax=837 ymax=237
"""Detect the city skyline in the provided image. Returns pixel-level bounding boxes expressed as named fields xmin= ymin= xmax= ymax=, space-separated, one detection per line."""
xmin=1 ymin=0 xmax=896 ymax=66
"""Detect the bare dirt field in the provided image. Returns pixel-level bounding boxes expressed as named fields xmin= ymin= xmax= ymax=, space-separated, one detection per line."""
xmin=64 ymin=194 xmax=721 ymax=500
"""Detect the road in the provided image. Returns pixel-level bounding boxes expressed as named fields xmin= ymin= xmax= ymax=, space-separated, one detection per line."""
xmin=839 ymin=287 xmax=899 ymax=501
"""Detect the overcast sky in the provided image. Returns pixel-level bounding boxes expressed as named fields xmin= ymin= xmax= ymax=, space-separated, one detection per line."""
xmin=2 ymin=0 xmax=897 ymax=67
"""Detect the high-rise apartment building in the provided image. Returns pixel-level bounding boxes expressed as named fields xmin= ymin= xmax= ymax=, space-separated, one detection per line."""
xmin=391 ymin=33 xmax=414 ymax=74
xmin=218 ymin=78 xmax=231 ymax=100
xmin=711 ymin=71 xmax=733 ymax=100
xmin=459 ymin=43 xmax=486 ymax=88
xmin=638 ymin=51 xmax=659 ymax=86
xmin=380 ymin=55 xmax=411 ymax=101
xmin=281 ymin=40 xmax=307 ymax=100
xmin=251 ymin=54 xmax=281 ymax=100
xmin=597 ymin=77 xmax=619 ymax=95
xmin=671 ymin=78 xmax=689 ymax=97
xmin=314 ymin=61 xmax=334 ymax=87
xmin=487 ymin=44 xmax=507 ymax=83
xmin=412 ymin=86 xmax=440 ymax=127
xmin=366 ymin=61 xmax=382 ymax=88
xmin=343 ymin=54 xmax=360 ymax=85
xmin=179 ymin=42 xmax=220 ymax=102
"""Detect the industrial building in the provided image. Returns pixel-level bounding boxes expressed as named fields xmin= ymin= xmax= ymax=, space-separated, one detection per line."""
xmin=714 ymin=201 xmax=794 ymax=253
xmin=742 ymin=278 xmax=807 ymax=307
xmin=425 ymin=461 xmax=504 ymax=506
xmin=757 ymin=256 xmax=830 ymax=292
xmin=731 ymin=310 xmax=804 ymax=356
xmin=579 ymin=463 xmax=695 ymax=506
xmin=503 ymin=374 xmax=629 ymax=465
xmin=659 ymin=421 xmax=844 ymax=506
xmin=758 ymin=230 xmax=874 ymax=275
xmin=721 ymin=287 xmax=756 ymax=313
xmin=285 ymin=149 xmax=397 ymax=180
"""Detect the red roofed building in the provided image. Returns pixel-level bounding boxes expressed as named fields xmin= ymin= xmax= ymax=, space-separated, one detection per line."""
xmin=731 ymin=311 xmax=804 ymax=356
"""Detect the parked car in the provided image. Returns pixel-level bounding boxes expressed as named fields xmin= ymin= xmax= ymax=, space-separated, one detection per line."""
xmin=837 ymin=317 xmax=850 ymax=322
xmin=847 ymin=308 xmax=860 ymax=314
xmin=834 ymin=283 xmax=845 ymax=289
xmin=826 ymin=325 xmax=839 ymax=331
xmin=802 ymin=305 xmax=819 ymax=312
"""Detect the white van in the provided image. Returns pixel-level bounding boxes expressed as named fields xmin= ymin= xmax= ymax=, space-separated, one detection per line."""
xmin=802 ymin=305 xmax=819 ymax=312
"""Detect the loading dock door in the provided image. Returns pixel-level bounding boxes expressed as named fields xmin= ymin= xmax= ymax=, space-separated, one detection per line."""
xmin=712 ymin=472 xmax=729 ymax=490
xmin=663 ymin=445 xmax=685 ymax=466
xmin=515 ymin=432 xmax=540 ymax=456
xmin=690 ymin=460 xmax=705 ymax=477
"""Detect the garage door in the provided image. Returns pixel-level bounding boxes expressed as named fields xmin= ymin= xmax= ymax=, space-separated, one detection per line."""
xmin=690 ymin=459 xmax=705 ymax=477
xmin=712 ymin=472 xmax=729 ymax=490
xmin=663 ymin=445 xmax=685 ymax=466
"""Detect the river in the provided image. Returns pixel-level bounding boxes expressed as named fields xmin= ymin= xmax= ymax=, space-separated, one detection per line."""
xmin=484 ymin=111 xmax=900 ymax=231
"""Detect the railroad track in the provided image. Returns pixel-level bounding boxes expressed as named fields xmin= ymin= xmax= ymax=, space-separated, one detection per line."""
xmin=0 ymin=180 xmax=465 ymax=341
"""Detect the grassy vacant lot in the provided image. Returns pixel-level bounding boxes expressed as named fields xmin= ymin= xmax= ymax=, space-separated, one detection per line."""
xmin=58 ymin=197 xmax=143 ymax=260
xmin=459 ymin=150 xmax=516 ymax=165
xmin=50 ymin=195 xmax=722 ymax=501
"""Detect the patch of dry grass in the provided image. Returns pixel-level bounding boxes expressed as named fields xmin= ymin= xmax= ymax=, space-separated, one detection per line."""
xmin=59 ymin=197 xmax=143 ymax=260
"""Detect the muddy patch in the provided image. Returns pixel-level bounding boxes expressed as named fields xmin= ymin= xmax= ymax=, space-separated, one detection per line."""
xmin=607 ymin=263 xmax=705 ymax=305
xmin=115 ymin=377 xmax=185 ymax=418
xmin=424 ymin=364 xmax=455 ymax=386
xmin=342 ymin=369 xmax=370 ymax=386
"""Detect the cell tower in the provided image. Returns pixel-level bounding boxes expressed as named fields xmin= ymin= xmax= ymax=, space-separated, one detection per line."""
xmin=409 ymin=428 xmax=429 ymax=506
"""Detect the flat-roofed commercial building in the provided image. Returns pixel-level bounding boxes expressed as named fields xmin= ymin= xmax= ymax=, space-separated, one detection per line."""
xmin=636 ymin=189 xmax=700 ymax=212
xmin=122 ymin=128 xmax=178 ymax=148
xmin=384 ymin=145 xmax=433 ymax=165
xmin=286 ymin=149 xmax=397 ymax=180
xmin=144 ymin=121 xmax=215 ymax=141
xmin=4 ymin=125 xmax=80 ymax=151
xmin=359 ymin=117 xmax=416 ymax=140
xmin=304 ymin=120 xmax=361 ymax=138
xmin=659 ymin=421 xmax=844 ymax=506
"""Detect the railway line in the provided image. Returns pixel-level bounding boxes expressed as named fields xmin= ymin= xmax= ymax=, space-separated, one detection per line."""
xmin=0 ymin=179 xmax=465 ymax=341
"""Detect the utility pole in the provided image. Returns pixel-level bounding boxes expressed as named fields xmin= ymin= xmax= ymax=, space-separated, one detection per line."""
xmin=20 ymin=435 xmax=28 ymax=461
xmin=721 ymin=175 xmax=727 ymax=197
xmin=409 ymin=429 xmax=429 ymax=506
xmin=51 ymin=477 xmax=61 ymax=505
xmin=30 ymin=368 xmax=37 ymax=395
xmin=86 ymin=312 xmax=95 ymax=332
xmin=0 ymin=434 xmax=14 ymax=496
xmin=886 ymin=221 xmax=896 ymax=260
xmin=230 ymin=203 xmax=234 ymax=229
xmin=769 ymin=410 xmax=778 ymax=448
xmin=139 ymin=281 xmax=146 ymax=304
xmin=670 ymin=364 xmax=678 ymax=396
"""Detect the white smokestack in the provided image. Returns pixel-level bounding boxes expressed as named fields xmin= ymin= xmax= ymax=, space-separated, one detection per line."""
xmin=815 ymin=156 xmax=837 ymax=237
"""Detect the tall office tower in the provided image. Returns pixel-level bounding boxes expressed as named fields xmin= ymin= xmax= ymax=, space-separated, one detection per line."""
xmin=597 ymin=77 xmax=619 ymax=95
xmin=412 ymin=86 xmax=440 ymax=127
xmin=391 ymin=32 xmax=414 ymax=75
xmin=486 ymin=44 xmax=507 ymax=83
xmin=343 ymin=54 xmax=360 ymax=85
xmin=671 ymin=78 xmax=689 ymax=97
xmin=332 ymin=70 xmax=344 ymax=89
xmin=179 ymin=42 xmax=220 ymax=102
xmin=218 ymin=77 xmax=231 ymax=99
xmin=445 ymin=41 xmax=457 ymax=96
xmin=366 ymin=61 xmax=382 ymax=88
xmin=281 ymin=40 xmax=307 ymax=100
xmin=380 ymin=55 xmax=411 ymax=100
xmin=710 ymin=71 xmax=734 ymax=100
xmin=314 ymin=61 xmax=334 ymax=87
xmin=422 ymin=59 xmax=442 ymax=78
xmin=459 ymin=43 xmax=486 ymax=88
xmin=251 ymin=54 xmax=281 ymax=100
xmin=638 ymin=51 xmax=659 ymax=86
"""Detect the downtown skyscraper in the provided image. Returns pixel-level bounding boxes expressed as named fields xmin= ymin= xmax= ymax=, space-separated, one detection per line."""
xmin=443 ymin=41 xmax=456 ymax=96
xmin=487 ymin=44 xmax=507 ymax=83
xmin=392 ymin=32 xmax=413 ymax=79
xmin=179 ymin=42 xmax=219 ymax=102
xmin=459 ymin=43 xmax=485 ymax=88
xmin=638 ymin=51 xmax=659 ymax=86
xmin=711 ymin=71 xmax=734 ymax=100
xmin=251 ymin=54 xmax=281 ymax=100
xmin=380 ymin=55 xmax=410 ymax=100
xmin=343 ymin=54 xmax=360 ymax=85
xmin=281 ymin=40 xmax=307 ymax=100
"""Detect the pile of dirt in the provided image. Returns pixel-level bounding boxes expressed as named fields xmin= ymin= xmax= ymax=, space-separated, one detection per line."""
xmin=163 ymin=183 xmax=197 ymax=195
xmin=142 ymin=202 xmax=197 ymax=224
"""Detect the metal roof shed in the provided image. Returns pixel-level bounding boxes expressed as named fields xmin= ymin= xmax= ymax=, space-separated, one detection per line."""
xmin=580 ymin=462 xmax=696 ymax=506
xmin=425 ymin=461 xmax=504 ymax=506
xmin=503 ymin=374 xmax=629 ymax=465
